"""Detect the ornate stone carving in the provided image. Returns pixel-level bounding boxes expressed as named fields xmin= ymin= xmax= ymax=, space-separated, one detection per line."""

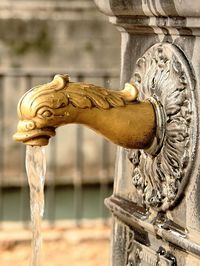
xmin=129 ymin=43 xmax=196 ymax=211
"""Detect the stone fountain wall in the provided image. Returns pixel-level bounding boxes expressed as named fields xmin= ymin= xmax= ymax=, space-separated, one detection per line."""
xmin=94 ymin=1 xmax=200 ymax=265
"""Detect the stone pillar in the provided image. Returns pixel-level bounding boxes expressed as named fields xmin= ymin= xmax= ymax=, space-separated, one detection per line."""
xmin=94 ymin=1 xmax=200 ymax=265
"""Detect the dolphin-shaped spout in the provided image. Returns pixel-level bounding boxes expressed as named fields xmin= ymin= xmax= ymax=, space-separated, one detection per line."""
xmin=13 ymin=74 xmax=157 ymax=150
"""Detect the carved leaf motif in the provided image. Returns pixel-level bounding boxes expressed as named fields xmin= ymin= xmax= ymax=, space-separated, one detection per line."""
xmin=32 ymin=77 xmax=133 ymax=113
xmin=106 ymin=94 xmax=125 ymax=107
xmin=65 ymin=82 xmax=126 ymax=110
xmin=67 ymin=93 xmax=92 ymax=109
xmin=130 ymin=43 xmax=195 ymax=211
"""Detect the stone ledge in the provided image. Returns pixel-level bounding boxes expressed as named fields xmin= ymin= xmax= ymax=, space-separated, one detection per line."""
xmin=94 ymin=0 xmax=200 ymax=18
xmin=110 ymin=16 xmax=200 ymax=35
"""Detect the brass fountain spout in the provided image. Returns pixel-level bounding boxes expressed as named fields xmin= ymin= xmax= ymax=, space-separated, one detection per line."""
xmin=13 ymin=74 xmax=160 ymax=152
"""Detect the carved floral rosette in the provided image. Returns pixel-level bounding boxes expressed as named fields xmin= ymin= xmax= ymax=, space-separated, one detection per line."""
xmin=129 ymin=43 xmax=196 ymax=211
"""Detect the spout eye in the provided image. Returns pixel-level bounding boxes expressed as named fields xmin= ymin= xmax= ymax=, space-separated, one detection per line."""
xmin=38 ymin=108 xmax=53 ymax=118
xmin=42 ymin=110 xmax=53 ymax=118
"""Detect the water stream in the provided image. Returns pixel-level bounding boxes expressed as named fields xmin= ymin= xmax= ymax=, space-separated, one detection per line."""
xmin=26 ymin=145 xmax=46 ymax=266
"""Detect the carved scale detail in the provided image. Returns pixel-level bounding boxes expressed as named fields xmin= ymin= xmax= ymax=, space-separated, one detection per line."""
xmin=128 ymin=43 xmax=196 ymax=211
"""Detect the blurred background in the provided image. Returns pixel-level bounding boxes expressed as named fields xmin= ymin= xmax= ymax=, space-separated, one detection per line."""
xmin=0 ymin=0 xmax=120 ymax=265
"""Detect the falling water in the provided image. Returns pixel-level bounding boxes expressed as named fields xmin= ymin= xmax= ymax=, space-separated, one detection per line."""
xmin=26 ymin=146 xmax=46 ymax=266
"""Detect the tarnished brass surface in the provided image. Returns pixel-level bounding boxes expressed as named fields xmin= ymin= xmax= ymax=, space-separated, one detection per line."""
xmin=13 ymin=74 xmax=156 ymax=148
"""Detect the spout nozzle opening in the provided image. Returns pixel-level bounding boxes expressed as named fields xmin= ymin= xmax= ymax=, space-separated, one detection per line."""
xmin=23 ymin=136 xmax=50 ymax=146
xmin=13 ymin=127 xmax=56 ymax=146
